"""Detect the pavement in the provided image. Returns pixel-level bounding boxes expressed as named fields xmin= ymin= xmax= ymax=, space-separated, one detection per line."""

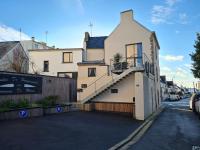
xmin=0 ymin=111 xmax=142 ymax=150
xmin=129 ymin=98 xmax=200 ymax=150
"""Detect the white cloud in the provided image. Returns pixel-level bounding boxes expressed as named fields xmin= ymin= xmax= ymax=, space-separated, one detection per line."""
xmin=151 ymin=0 xmax=182 ymax=25
xmin=176 ymin=67 xmax=187 ymax=78
xmin=160 ymin=65 xmax=196 ymax=88
xmin=162 ymin=66 xmax=172 ymax=72
xmin=151 ymin=5 xmax=173 ymax=24
xmin=160 ymin=55 xmax=184 ymax=61
xmin=0 ymin=24 xmax=30 ymax=41
xmin=184 ymin=64 xmax=192 ymax=69
xmin=76 ymin=0 xmax=84 ymax=14
xmin=59 ymin=0 xmax=85 ymax=15
xmin=166 ymin=0 xmax=181 ymax=6
xmin=175 ymin=30 xmax=180 ymax=34
xmin=179 ymin=13 xmax=188 ymax=24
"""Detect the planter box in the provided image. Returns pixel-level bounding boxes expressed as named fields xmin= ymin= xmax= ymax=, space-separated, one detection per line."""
xmin=79 ymin=104 xmax=94 ymax=111
xmin=0 ymin=105 xmax=73 ymax=121
xmin=0 ymin=107 xmax=43 ymax=121
xmin=43 ymin=105 xmax=70 ymax=115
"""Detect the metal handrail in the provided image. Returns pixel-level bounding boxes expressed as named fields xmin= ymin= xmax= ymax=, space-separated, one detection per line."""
xmin=79 ymin=52 xmax=153 ymax=102
xmin=85 ymin=72 xmax=108 ymax=89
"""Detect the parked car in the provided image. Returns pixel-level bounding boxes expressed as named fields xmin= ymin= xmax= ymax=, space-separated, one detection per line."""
xmin=189 ymin=93 xmax=196 ymax=110
xmin=169 ymin=94 xmax=180 ymax=101
xmin=195 ymin=100 xmax=200 ymax=114
xmin=189 ymin=93 xmax=200 ymax=115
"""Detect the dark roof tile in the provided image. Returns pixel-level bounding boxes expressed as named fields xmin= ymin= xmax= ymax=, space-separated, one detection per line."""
xmin=86 ymin=36 xmax=107 ymax=49
xmin=0 ymin=41 xmax=19 ymax=59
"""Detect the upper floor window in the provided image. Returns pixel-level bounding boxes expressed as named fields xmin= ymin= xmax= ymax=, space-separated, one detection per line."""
xmin=126 ymin=43 xmax=142 ymax=66
xmin=43 ymin=61 xmax=49 ymax=72
xmin=63 ymin=52 xmax=73 ymax=63
xmin=88 ymin=68 xmax=96 ymax=77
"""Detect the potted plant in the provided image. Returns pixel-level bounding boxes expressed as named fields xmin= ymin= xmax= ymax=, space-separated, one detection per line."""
xmin=113 ymin=53 xmax=122 ymax=70
xmin=113 ymin=53 xmax=128 ymax=70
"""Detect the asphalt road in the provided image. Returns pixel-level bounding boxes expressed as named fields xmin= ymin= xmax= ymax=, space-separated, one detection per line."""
xmin=0 ymin=111 xmax=142 ymax=150
xmin=129 ymin=98 xmax=200 ymax=150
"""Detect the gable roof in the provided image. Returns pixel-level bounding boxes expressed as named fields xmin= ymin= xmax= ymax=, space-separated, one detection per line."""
xmin=0 ymin=41 xmax=20 ymax=59
xmin=86 ymin=36 xmax=107 ymax=49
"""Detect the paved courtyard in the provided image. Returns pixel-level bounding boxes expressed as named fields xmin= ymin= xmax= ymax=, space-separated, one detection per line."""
xmin=0 ymin=111 xmax=142 ymax=150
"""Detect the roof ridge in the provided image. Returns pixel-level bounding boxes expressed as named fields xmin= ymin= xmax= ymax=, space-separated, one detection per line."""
xmin=90 ymin=36 xmax=107 ymax=38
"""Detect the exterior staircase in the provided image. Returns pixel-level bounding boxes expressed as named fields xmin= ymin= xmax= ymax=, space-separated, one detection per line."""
xmin=80 ymin=66 xmax=144 ymax=104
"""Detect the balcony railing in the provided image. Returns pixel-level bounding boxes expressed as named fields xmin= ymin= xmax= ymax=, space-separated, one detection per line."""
xmin=110 ymin=53 xmax=154 ymax=75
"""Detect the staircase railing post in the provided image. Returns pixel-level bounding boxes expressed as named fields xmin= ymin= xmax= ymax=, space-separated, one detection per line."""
xmin=95 ymin=82 xmax=96 ymax=93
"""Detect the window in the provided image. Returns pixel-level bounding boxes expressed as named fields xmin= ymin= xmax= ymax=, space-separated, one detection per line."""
xmin=57 ymin=72 xmax=78 ymax=79
xmin=63 ymin=52 xmax=73 ymax=63
xmin=126 ymin=43 xmax=142 ymax=66
xmin=43 ymin=61 xmax=49 ymax=72
xmin=34 ymin=44 xmax=39 ymax=49
xmin=88 ymin=68 xmax=96 ymax=77
xmin=111 ymin=89 xmax=118 ymax=93
xmin=58 ymin=72 xmax=72 ymax=78
xmin=81 ymin=84 xmax=87 ymax=88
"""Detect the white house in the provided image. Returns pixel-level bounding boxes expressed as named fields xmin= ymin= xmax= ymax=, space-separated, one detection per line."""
xmin=77 ymin=10 xmax=160 ymax=120
xmin=29 ymin=10 xmax=161 ymax=120
xmin=20 ymin=37 xmax=52 ymax=55
xmin=28 ymin=48 xmax=83 ymax=78
xmin=160 ymin=76 xmax=168 ymax=101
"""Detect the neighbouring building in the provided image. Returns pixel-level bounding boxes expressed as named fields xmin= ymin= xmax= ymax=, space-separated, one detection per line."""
xmin=160 ymin=76 xmax=168 ymax=101
xmin=0 ymin=41 xmax=28 ymax=73
xmin=29 ymin=48 xmax=83 ymax=78
xmin=20 ymin=37 xmax=52 ymax=55
xmin=0 ymin=38 xmax=52 ymax=73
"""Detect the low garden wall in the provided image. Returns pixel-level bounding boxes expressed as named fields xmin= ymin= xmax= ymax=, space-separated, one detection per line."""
xmin=0 ymin=97 xmax=73 ymax=121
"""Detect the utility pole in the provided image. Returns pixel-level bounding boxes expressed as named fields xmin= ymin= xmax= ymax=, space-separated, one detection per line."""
xmin=19 ymin=28 xmax=21 ymax=41
xmin=89 ymin=22 xmax=93 ymax=36
xmin=45 ymin=31 xmax=48 ymax=44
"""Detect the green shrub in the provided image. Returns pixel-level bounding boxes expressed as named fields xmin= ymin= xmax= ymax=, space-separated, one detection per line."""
xmin=16 ymin=99 xmax=29 ymax=108
xmin=0 ymin=99 xmax=30 ymax=112
xmin=0 ymin=99 xmax=17 ymax=109
xmin=36 ymin=96 xmax=59 ymax=108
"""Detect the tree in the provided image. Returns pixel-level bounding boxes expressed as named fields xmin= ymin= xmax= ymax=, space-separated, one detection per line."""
xmin=190 ymin=33 xmax=200 ymax=78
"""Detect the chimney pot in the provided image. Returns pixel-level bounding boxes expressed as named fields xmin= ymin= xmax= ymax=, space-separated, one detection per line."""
xmin=31 ymin=37 xmax=35 ymax=41
xmin=84 ymin=32 xmax=90 ymax=42
xmin=120 ymin=9 xmax=134 ymax=23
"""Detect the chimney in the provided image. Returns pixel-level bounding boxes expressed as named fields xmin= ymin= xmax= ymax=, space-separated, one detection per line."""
xmin=31 ymin=37 xmax=35 ymax=41
xmin=120 ymin=9 xmax=134 ymax=23
xmin=84 ymin=32 xmax=90 ymax=42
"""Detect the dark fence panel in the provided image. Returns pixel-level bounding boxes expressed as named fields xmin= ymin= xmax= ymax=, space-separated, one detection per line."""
xmin=0 ymin=72 xmax=77 ymax=103
xmin=0 ymin=73 xmax=42 ymax=95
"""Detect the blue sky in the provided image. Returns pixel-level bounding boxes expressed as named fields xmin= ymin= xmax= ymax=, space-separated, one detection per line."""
xmin=0 ymin=0 xmax=200 ymax=87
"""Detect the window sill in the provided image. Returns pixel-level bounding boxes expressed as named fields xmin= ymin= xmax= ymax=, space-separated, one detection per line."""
xmin=62 ymin=62 xmax=73 ymax=64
